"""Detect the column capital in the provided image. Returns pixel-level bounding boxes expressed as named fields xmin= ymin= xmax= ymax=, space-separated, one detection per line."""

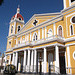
xmin=24 ymin=49 xmax=26 ymax=51
xmin=44 ymin=47 xmax=47 ymax=49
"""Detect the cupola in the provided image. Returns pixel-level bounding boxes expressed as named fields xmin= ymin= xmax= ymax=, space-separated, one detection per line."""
xmin=11 ymin=7 xmax=24 ymax=23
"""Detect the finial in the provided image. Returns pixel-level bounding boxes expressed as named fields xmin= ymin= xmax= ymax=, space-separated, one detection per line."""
xmin=17 ymin=5 xmax=20 ymax=13
xmin=18 ymin=5 xmax=20 ymax=8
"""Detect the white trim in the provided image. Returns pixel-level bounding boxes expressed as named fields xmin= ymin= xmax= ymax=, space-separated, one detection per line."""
xmin=30 ymin=32 xmax=31 ymax=41
xmin=65 ymin=43 xmax=75 ymax=46
xmin=45 ymin=26 xmax=47 ymax=38
xmin=53 ymin=23 xmax=56 ymax=35
xmin=69 ymin=0 xmax=71 ymax=6
xmin=42 ymin=27 xmax=44 ymax=39
xmin=63 ymin=0 xmax=66 ymax=9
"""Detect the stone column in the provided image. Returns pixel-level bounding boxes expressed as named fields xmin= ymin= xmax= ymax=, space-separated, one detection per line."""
xmin=12 ymin=52 xmax=15 ymax=65
xmin=31 ymin=50 xmax=34 ymax=72
xmin=15 ymin=52 xmax=18 ymax=69
xmin=23 ymin=50 xmax=27 ymax=72
xmin=27 ymin=50 xmax=30 ymax=72
xmin=9 ymin=54 xmax=11 ymax=64
xmin=55 ymin=45 xmax=60 ymax=73
xmin=44 ymin=47 xmax=47 ymax=73
xmin=34 ymin=49 xmax=37 ymax=73
xmin=5 ymin=55 xmax=7 ymax=67
xmin=67 ymin=46 xmax=71 ymax=74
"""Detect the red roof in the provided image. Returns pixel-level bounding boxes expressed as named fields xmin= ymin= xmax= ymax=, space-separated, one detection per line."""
xmin=12 ymin=13 xmax=24 ymax=20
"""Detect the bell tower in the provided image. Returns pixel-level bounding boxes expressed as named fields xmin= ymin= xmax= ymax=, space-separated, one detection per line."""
xmin=8 ymin=7 xmax=25 ymax=36
xmin=63 ymin=0 xmax=75 ymax=9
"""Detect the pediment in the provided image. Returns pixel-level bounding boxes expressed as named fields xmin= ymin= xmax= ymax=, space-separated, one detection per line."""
xmin=18 ymin=13 xmax=60 ymax=34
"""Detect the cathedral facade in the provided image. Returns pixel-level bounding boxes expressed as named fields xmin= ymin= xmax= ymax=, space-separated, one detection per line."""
xmin=5 ymin=0 xmax=75 ymax=74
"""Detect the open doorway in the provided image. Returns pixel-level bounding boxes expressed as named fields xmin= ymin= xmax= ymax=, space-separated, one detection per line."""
xmin=59 ymin=52 xmax=66 ymax=74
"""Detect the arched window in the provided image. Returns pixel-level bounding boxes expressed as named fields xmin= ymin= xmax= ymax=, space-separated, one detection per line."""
xmin=33 ymin=33 xmax=37 ymax=41
xmin=11 ymin=26 xmax=13 ymax=33
xmin=48 ymin=29 xmax=53 ymax=37
xmin=58 ymin=26 xmax=63 ymax=37
xmin=18 ymin=26 xmax=20 ymax=32
xmin=71 ymin=0 xmax=75 ymax=2
xmin=70 ymin=25 xmax=73 ymax=35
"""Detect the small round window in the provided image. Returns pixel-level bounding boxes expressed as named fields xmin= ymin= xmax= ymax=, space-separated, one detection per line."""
xmin=73 ymin=51 xmax=75 ymax=60
xmin=19 ymin=17 xmax=21 ymax=20
xmin=72 ymin=16 xmax=75 ymax=23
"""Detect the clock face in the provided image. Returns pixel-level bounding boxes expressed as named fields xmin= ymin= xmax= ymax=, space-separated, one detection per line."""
xmin=71 ymin=0 xmax=75 ymax=2
xmin=72 ymin=16 xmax=75 ymax=23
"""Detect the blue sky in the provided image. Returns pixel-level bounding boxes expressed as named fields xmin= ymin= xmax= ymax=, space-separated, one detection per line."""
xmin=0 ymin=0 xmax=63 ymax=55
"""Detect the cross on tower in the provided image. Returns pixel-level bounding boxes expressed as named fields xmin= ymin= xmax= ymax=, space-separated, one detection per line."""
xmin=33 ymin=20 xmax=38 ymax=26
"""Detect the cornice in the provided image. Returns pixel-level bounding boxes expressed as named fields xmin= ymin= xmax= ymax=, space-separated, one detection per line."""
xmin=7 ymin=34 xmax=16 ymax=39
xmin=10 ymin=19 xmax=25 ymax=24
xmin=61 ymin=4 xmax=75 ymax=13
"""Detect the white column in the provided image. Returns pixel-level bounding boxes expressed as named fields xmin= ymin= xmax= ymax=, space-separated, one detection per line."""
xmin=34 ymin=50 xmax=37 ymax=72
xmin=67 ymin=46 xmax=71 ymax=74
xmin=23 ymin=50 xmax=27 ymax=72
xmin=12 ymin=52 xmax=15 ymax=65
xmin=27 ymin=50 xmax=30 ymax=72
xmin=15 ymin=52 xmax=18 ymax=69
xmin=5 ymin=55 xmax=7 ymax=67
xmin=44 ymin=48 xmax=47 ymax=73
xmin=9 ymin=54 xmax=11 ymax=64
xmin=31 ymin=50 xmax=34 ymax=72
xmin=55 ymin=45 xmax=60 ymax=73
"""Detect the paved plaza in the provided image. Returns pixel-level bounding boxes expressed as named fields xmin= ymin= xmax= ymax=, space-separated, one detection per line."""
xmin=0 ymin=73 xmax=74 ymax=75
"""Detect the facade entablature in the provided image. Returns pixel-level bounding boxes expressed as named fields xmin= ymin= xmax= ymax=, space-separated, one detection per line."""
xmin=18 ymin=15 xmax=63 ymax=36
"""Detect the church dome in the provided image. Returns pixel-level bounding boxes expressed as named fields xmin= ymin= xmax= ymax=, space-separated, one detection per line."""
xmin=11 ymin=7 xmax=24 ymax=21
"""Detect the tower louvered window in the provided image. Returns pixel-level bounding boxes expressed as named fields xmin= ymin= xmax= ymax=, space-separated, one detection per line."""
xmin=18 ymin=26 xmax=20 ymax=32
xmin=11 ymin=26 xmax=13 ymax=33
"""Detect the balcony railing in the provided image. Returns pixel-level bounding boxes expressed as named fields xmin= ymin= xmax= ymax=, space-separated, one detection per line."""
xmin=13 ymin=35 xmax=65 ymax=49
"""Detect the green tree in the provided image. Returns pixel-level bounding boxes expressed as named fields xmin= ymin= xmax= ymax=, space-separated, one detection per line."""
xmin=0 ymin=0 xmax=4 ymax=6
